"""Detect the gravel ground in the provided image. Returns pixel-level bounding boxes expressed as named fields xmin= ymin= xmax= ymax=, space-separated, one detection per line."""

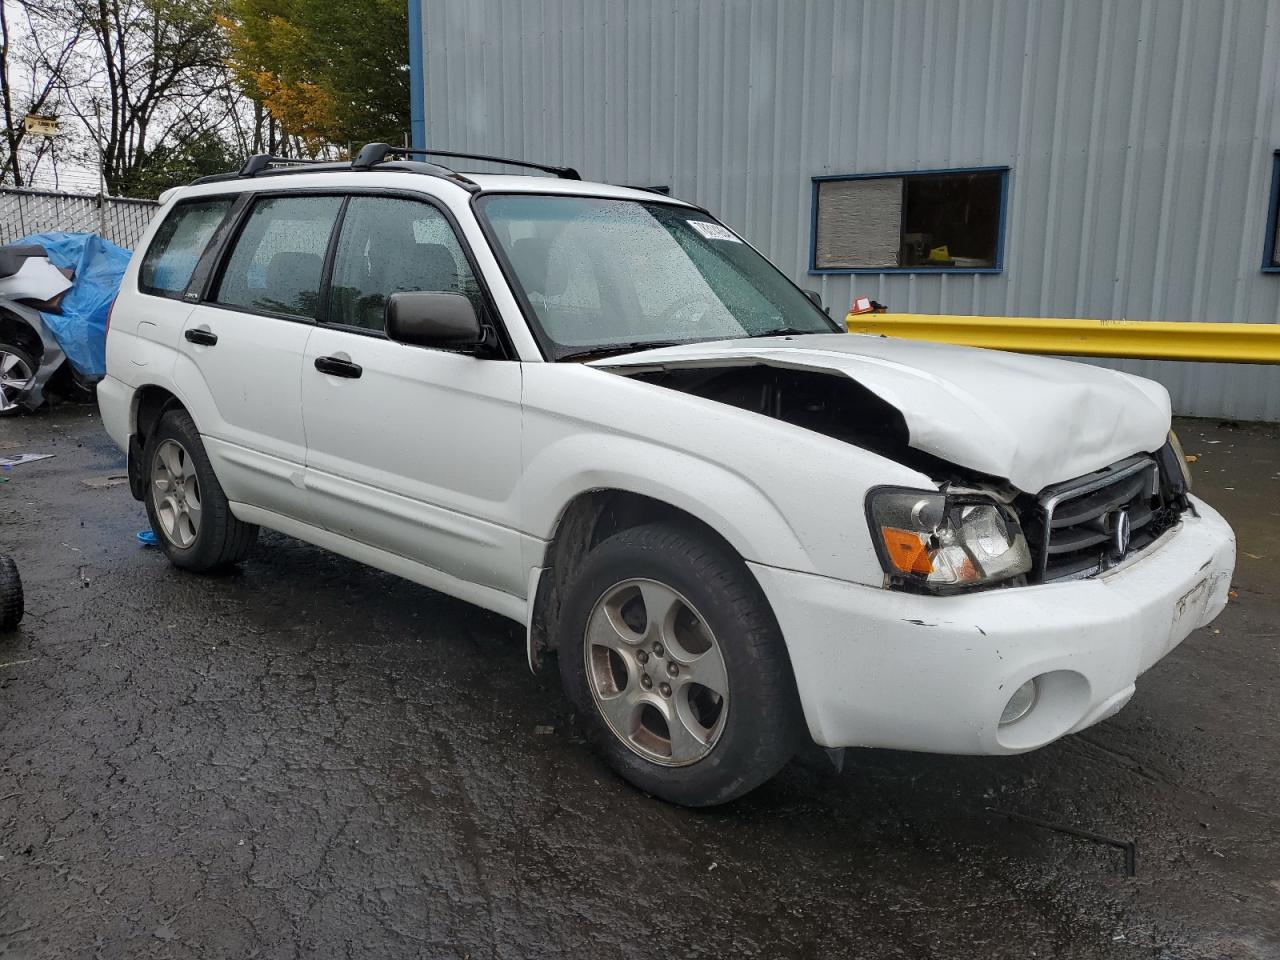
xmin=1 ymin=405 xmax=1277 ymax=959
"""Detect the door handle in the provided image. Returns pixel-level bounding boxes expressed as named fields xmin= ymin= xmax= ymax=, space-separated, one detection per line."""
xmin=314 ymin=356 xmax=363 ymax=379
xmin=184 ymin=328 xmax=218 ymax=346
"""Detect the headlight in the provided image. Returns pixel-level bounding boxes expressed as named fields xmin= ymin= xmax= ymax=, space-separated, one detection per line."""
xmin=1167 ymin=430 xmax=1192 ymax=491
xmin=866 ymin=487 xmax=1032 ymax=591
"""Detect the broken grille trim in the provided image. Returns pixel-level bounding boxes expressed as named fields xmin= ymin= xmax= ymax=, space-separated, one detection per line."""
xmin=1033 ymin=456 xmax=1161 ymax=583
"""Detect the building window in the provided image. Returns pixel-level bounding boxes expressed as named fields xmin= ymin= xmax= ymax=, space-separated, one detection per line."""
xmin=1263 ymin=151 xmax=1280 ymax=272
xmin=810 ymin=167 xmax=1008 ymax=274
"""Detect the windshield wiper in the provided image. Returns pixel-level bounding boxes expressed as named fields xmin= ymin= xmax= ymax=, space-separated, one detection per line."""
xmin=750 ymin=326 xmax=823 ymax=338
xmin=556 ymin=340 xmax=686 ymax=362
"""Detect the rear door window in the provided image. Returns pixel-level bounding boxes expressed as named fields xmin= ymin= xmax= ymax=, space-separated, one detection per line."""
xmin=213 ymin=195 xmax=343 ymax=319
xmin=138 ymin=198 xmax=233 ymax=298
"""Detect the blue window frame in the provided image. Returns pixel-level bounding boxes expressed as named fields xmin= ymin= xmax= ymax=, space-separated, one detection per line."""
xmin=809 ymin=166 xmax=1009 ymax=275
xmin=1261 ymin=151 xmax=1280 ymax=272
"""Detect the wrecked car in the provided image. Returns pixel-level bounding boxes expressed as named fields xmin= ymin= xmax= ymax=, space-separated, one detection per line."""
xmin=0 ymin=243 xmax=71 ymax=414
xmin=96 ymin=145 xmax=1236 ymax=806
xmin=0 ymin=234 xmax=129 ymax=415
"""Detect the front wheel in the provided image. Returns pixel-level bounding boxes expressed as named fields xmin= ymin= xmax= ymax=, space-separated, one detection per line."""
xmin=557 ymin=522 xmax=802 ymax=806
xmin=144 ymin=409 xmax=258 ymax=572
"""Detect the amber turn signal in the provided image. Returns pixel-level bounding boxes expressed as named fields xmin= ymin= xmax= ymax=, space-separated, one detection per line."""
xmin=880 ymin=526 xmax=934 ymax=575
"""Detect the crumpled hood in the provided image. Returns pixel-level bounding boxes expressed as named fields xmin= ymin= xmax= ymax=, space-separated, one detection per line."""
xmin=593 ymin=333 xmax=1172 ymax=493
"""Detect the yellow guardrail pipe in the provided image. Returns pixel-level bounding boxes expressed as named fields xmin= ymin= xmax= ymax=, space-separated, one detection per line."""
xmin=845 ymin=313 xmax=1280 ymax=365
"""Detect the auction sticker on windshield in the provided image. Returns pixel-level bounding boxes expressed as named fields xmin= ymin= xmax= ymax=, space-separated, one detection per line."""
xmin=688 ymin=220 xmax=742 ymax=242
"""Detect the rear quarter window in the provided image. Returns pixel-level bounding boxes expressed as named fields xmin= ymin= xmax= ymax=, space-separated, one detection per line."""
xmin=138 ymin=198 xmax=233 ymax=298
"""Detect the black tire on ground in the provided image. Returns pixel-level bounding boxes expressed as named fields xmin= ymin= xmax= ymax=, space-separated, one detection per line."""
xmin=143 ymin=408 xmax=258 ymax=572
xmin=0 ymin=555 xmax=23 ymax=631
xmin=0 ymin=341 xmax=38 ymax=417
xmin=557 ymin=521 xmax=803 ymax=806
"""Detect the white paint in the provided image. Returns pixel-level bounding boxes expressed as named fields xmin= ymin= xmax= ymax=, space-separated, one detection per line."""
xmin=752 ymin=497 xmax=1235 ymax=751
xmin=596 ymin=332 xmax=1173 ymax=493
xmin=0 ymin=255 xmax=72 ymax=302
xmin=175 ymin=303 xmax=311 ymax=523
xmin=301 ymin=327 xmax=526 ymax=596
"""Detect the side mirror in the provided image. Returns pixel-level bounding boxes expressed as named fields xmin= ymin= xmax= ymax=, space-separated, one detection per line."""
xmin=803 ymin=288 xmax=829 ymax=315
xmin=385 ymin=291 xmax=482 ymax=348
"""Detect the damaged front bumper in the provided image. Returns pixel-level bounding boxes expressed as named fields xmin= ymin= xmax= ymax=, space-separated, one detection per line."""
xmin=750 ymin=496 xmax=1236 ymax=753
xmin=1 ymin=303 xmax=67 ymax=412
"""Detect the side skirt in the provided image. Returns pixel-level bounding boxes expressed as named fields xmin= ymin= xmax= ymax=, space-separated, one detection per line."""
xmin=229 ymin=501 xmax=529 ymax=625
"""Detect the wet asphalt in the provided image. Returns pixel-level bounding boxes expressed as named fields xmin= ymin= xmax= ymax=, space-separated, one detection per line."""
xmin=0 ymin=404 xmax=1277 ymax=959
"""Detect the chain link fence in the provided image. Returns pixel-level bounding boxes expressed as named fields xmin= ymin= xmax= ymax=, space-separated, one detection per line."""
xmin=0 ymin=188 xmax=159 ymax=250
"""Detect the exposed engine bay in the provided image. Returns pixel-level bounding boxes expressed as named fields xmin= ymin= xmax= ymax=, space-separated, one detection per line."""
xmin=623 ymin=363 xmax=1000 ymax=486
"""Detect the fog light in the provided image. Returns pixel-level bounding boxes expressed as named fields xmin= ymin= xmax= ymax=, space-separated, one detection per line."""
xmin=1000 ymin=679 xmax=1038 ymax=726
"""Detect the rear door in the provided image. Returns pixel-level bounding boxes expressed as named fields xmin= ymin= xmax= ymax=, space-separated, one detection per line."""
xmin=176 ymin=193 xmax=342 ymax=521
xmin=300 ymin=193 xmax=525 ymax=597
xmin=127 ymin=196 xmax=236 ymax=378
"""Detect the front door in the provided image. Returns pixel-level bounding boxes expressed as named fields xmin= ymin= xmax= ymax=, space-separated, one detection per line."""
xmin=300 ymin=194 xmax=524 ymax=598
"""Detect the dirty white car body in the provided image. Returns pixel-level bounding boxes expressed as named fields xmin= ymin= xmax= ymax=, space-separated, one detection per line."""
xmin=97 ymin=151 xmax=1236 ymax=804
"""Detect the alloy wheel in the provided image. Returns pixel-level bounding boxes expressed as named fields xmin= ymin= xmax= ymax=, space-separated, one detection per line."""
xmin=151 ymin=439 xmax=202 ymax=548
xmin=0 ymin=350 xmax=34 ymax=413
xmin=583 ymin=578 xmax=730 ymax=766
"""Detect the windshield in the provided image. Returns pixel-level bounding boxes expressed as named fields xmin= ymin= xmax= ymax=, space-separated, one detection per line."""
xmin=476 ymin=194 xmax=838 ymax=359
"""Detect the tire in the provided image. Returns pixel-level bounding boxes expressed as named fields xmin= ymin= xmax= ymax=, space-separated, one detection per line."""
xmin=0 ymin=555 xmax=23 ymax=632
xmin=143 ymin=408 xmax=258 ymax=572
xmin=0 ymin=342 xmax=37 ymax=417
xmin=557 ymin=522 xmax=802 ymax=806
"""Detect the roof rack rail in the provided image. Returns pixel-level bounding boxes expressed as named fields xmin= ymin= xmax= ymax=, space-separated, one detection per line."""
xmin=187 ymin=148 xmax=502 ymax=192
xmin=238 ymin=154 xmax=328 ymax=177
xmin=347 ymin=148 xmax=480 ymax=191
xmin=352 ymin=143 xmax=581 ymax=180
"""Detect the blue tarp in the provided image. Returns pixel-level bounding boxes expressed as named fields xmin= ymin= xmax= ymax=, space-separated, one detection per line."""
xmin=17 ymin=232 xmax=131 ymax=378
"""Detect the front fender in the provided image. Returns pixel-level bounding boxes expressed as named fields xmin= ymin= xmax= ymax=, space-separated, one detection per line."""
xmin=519 ymin=364 xmax=936 ymax=583
xmin=523 ymin=431 xmax=813 ymax=571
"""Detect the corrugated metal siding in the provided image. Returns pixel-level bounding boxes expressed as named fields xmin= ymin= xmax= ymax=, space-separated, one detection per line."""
xmin=421 ymin=0 xmax=1280 ymax=420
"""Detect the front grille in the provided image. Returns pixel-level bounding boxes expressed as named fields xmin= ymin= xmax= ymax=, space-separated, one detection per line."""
xmin=1022 ymin=455 xmax=1179 ymax=583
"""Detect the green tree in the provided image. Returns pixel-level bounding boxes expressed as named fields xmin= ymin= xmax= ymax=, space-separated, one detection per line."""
xmin=123 ymin=126 xmax=241 ymax=197
xmin=220 ymin=0 xmax=409 ymax=153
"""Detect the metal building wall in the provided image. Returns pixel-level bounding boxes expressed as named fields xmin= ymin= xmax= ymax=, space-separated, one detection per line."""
xmin=420 ymin=0 xmax=1280 ymax=420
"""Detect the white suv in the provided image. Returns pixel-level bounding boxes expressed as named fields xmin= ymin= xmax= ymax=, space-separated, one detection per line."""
xmin=99 ymin=144 xmax=1236 ymax=806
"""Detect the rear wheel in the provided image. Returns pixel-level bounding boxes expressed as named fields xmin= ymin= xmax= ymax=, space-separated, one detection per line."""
xmin=557 ymin=522 xmax=802 ymax=806
xmin=0 ymin=343 xmax=36 ymax=416
xmin=144 ymin=409 xmax=258 ymax=572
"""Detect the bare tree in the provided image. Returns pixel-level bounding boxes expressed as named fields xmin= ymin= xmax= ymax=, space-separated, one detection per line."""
xmin=44 ymin=0 xmax=232 ymax=194
xmin=0 ymin=0 xmax=86 ymax=186
xmin=4 ymin=0 xmax=310 ymax=197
